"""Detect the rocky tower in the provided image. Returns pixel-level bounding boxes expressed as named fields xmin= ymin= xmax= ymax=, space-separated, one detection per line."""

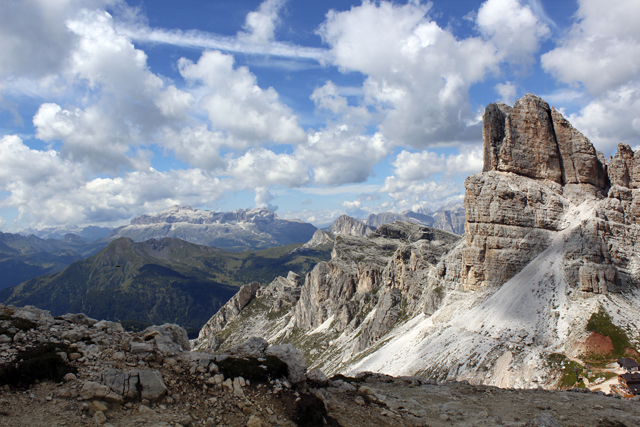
xmin=198 ymin=94 xmax=640 ymax=388
xmin=439 ymin=93 xmax=640 ymax=292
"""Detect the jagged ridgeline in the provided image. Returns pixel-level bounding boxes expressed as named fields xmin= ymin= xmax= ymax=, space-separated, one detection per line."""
xmin=0 ymin=237 xmax=331 ymax=335
xmin=197 ymin=94 xmax=640 ymax=389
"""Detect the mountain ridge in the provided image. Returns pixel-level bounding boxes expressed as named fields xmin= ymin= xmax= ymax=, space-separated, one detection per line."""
xmin=1 ymin=236 xmax=331 ymax=333
xmin=195 ymin=93 xmax=640 ymax=390
xmin=107 ymin=205 xmax=318 ymax=252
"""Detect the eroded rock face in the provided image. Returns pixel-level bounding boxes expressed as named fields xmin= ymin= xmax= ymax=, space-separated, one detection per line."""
xmin=196 ymin=94 xmax=640 ymax=387
xmin=192 ymin=282 xmax=260 ymax=351
xmin=551 ymin=108 xmax=607 ymax=189
xmin=457 ymin=171 xmax=566 ymax=288
xmin=483 ymin=93 xmax=608 ymax=190
xmin=486 ymin=95 xmax=563 ymax=182
xmin=330 ymin=215 xmax=374 ymax=237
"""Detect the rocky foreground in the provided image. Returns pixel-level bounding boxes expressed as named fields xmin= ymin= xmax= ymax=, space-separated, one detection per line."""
xmin=1 ymin=304 xmax=639 ymax=427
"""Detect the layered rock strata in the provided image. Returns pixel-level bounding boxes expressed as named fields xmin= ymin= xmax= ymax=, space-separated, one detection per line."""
xmin=199 ymin=93 xmax=640 ymax=389
xmin=330 ymin=214 xmax=375 ymax=237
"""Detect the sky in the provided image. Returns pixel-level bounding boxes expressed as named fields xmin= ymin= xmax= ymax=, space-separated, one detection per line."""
xmin=1 ymin=0 xmax=639 ymax=231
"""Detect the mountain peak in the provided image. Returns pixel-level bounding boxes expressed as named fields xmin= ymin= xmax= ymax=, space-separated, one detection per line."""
xmin=113 ymin=206 xmax=316 ymax=251
xmin=330 ymin=215 xmax=374 ymax=237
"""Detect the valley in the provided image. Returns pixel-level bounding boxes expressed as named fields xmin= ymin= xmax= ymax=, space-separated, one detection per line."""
xmin=0 ymin=237 xmax=332 ymax=335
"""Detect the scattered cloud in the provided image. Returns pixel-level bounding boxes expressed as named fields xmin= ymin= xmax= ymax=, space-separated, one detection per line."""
xmin=238 ymin=0 xmax=287 ymax=44
xmin=0 ymin=135 xmax=227 ymax=228
xmin=495 ymin=82 xmax=517 ymax=105
xmin=1 ymin=0 xmax=639 ymax=230
xmin=541 ymin=0 xmax=640 ymax=153
xmin=477 ymin=0 xmax=550 ymax=70
xmin=319 ymin=0 xmax=502 ymax=147
xmin=179 ymin=50 xmax=306 ymax=147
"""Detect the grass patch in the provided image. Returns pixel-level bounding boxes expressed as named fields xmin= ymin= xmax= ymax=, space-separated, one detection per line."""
xmin=0 ymin=342 xmax=77 ymax=389
xmin=586 ymin=308 xmax=632 ymax=358
xmin=546 ymin=353 xmax=584 ymax=389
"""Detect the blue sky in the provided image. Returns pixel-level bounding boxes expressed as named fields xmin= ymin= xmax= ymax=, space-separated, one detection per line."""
xmin=1 ymin=0 xmax=639 ymax=231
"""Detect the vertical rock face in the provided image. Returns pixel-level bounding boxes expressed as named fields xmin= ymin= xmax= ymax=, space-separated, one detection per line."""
xmin=192 ymin=282 xmax=260 ymax=351
xmin=551 ymin=108 xmax=607 ymax=189
xmin=330 ymin=215 xmax=374 ymax=237
xmin=198 ymin=93 xmax=640 ymax=388
xmin=607 ymin=142 xmax=640 ymax=189
xmin=482 ymin=103 xmax=512 ymax=172
xmin=487 ymin=95 xmax=563 ymax=182
xmin=465 ymin=93 xmax=617 ymax=289
xmin=483 ymin=93 xmax=608 ymax=189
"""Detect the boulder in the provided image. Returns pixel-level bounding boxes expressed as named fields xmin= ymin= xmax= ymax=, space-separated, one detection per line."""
xmin=225 ymin=337 xmax=269 ymax=358
xmin=265 ymin=344 xmax=307 ymax=384
xmin=143 ymin=324 xmax=190 ymax=355
xmin=138 ymin=370 xmax=167 ymax=401
xmin=96 ymin=369 xmax=166 ymax=402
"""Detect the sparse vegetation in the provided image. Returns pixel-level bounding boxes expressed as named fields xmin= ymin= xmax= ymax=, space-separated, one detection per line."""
xmin=546 ymin=353 xmax=584 ymax=389
xmin=586 ymin=308 xmax=632 ymax=358
xmin=2 ymin=239 xmax=331 ymax=333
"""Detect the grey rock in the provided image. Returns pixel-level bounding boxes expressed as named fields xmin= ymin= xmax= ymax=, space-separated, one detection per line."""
xmin=130 ymin=342 xmax=154 ymax=354
xmin=58 ymin=313 xmax=98 ymax=326
xmin=108 ymin=205 xmax=317 ymax=251
xmin=93 ymin=320 xmax=124 ymax=332
xmin=330 ymin=215 xmax=374 ymax=237
xmin=225 ymin=337 xmax=269 ymax=358
xmin=265 ymin=344 xmax=307 ymax=383
xmin=306 ymin=369 xmax=328 ymax=385
xmin=192 ymin=282 xmax=261 ymax=351
xmin=143 ymin=324 xmax=190 ymax=355
xmin=139 ymin=370 xmax=167 ymax=401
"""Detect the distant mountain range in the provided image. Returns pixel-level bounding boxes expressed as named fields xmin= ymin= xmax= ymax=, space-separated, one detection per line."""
xmin=0 ymin=232 xmax=108 ymax=290
xmin=107 ymin=205 xmax=318 ymax=252
xmin=364 ymin=204 xmax=465 ymax=235
xmin=1 ymin=205 xmax=465 ymax=293
xmin=0 ymin=236 xmax=331 ymax=334
xmin=23 ymin=225 xmax=112 ymax=242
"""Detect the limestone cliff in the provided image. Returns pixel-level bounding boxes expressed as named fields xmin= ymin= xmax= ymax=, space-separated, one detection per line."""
xmin=108 ymin=205 xmax=317 ymax=251
xmin=330 ymin=215 xmax=375 ymax=237
xmin=197 ymin=94 xmax=640 ymax=390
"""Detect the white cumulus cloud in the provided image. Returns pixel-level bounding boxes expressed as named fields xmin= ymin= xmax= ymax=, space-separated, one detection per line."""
xmin=179 ymin=50 xmax=306 ymax=147
xmin=541 ymin=0 xmax=640 ymax=153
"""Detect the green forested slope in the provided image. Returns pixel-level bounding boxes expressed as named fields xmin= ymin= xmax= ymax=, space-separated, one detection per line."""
xmin=1 ymin=237 xmax=330 ymax=334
